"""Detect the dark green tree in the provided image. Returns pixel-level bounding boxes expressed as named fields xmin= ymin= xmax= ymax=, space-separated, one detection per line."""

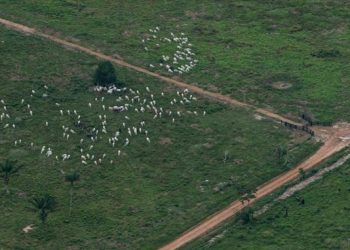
xmin=30 ymin=194 xmax=57 ymax=223
xmin=93 ymin=61 xmax=117 ymax=86
xmin=0 ymin=159 xmax=22 ymax=194
xmin=65 ymin=170 xmax=80 ymax=216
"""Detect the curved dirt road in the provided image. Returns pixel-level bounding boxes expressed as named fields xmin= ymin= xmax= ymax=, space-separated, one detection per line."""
xmin=160 ymin=124 xmax=350 ymax=250
xmin=0 ymin=17 xmax=302 ymax=127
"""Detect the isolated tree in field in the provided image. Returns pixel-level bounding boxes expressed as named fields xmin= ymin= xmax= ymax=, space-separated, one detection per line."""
xmin=30 ymin=194 xmax=57 ymax=223
xmin=94 ymin=61 xmax=117 ymax=86
xmin=65 ymin=170 xmax=80 ymax=216
xmin=0 ymin=159 xmax=22 ymax=194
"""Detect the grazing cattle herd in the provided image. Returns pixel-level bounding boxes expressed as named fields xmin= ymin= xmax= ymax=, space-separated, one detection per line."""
xmin=1 ymin=84 xmax=207 ymax=168
xmin=142 ymin=27 xmax=198 ymax=74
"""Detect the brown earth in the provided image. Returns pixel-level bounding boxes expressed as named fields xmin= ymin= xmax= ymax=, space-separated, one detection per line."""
xmin=1 ymin=17 xmax=350 ymax=250
xmin=0 ymin=18 xmax=300 ymax=128
xmin=160 ymin=123 xmax=350 ymax=250
xmin=272 ymin=81 xmax=293 ymax=90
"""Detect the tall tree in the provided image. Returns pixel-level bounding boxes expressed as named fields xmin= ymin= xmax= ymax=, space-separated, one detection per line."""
xmin=93 ymin=61 xmax=117 ymax=87
xmin=0 ymin=159 xmax=22 ymax=194
xmin=29 ymin=194 xmax=57 ymax=223
xmin=65 ymin=170 xmax=80 ymax=216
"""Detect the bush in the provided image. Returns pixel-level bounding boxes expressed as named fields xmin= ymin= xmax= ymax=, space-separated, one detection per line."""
xmin=311 ymin=49 xmax=341 ymax=58
xmin=93 ymin=61 xmax=117 ymax=86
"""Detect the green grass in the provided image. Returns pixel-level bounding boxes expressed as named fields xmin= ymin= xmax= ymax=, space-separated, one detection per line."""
xmin=0 ymin=26 xmax=320 ymax=249
xmin=1 ymin=1 xmax=350 ymax=122
xmin=185 ymin=155 xmax=350 ymax=250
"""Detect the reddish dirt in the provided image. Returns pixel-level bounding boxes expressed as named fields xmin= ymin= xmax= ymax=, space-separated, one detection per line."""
xmin=0 ymin=18 xmax=300 ymax=126
xmin=160 ymin=123 xmax=350 ymax=250
xmin=1 ymin=18 xmax=349 ymax=249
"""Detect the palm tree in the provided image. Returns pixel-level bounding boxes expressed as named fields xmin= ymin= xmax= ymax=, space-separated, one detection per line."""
xmin=0 ymin=159 xmax=22 ymax=194
xmin=29 ymin=194 xmax=57 ymax=223
xmin=65 ymin=170 xmax=80 ymax=216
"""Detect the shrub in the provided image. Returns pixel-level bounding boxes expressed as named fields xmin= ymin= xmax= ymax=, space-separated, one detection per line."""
xmin=311 ymin=49 xmax=341 ymax=58
xmin=301 ymin=112 xmax=314 ymax=125
xmin=93 ymin=61 xmax=117 ymax=86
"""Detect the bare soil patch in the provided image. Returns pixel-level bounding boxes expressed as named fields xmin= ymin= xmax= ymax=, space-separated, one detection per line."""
xmin=271 ymin=81 xmax=292 ymax=90
xmin=254 ymin=114 xmax=264 ymax=120
xmin=159 ymin=137 xmax=172 ymax=145
xmin=112 ymin=53 xmax=123 ymax=60
xmin=202 ymin=143 xmax=213 ymax=149
xmin=207 ymin=84 xmax=219 ymax=92
xmin=185 ymin=10 xmax=206 ymax=20
xmin=123 ymin=30 xmax=132 ymax=38
xmin=190 ymin=124 xmax=213 ymax=134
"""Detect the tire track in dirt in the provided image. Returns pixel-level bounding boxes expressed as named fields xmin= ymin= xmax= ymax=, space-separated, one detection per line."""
xmin=0 ymin=17 xmax=301 ymax=127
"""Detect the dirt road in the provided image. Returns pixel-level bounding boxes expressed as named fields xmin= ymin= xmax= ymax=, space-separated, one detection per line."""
xmin=160 ymin=123 xmax=350 ymax=250
xmin=0 ymin=17 xmax=302 ymax=127
xmin=1 ymin=17 xmax=348 ymax=249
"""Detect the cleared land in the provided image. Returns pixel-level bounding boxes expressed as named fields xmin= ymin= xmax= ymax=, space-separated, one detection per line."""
xmin=0 ymin=17 xmax=302 ymax=129
xmin=0 ymin=27 xmax=318 ymax=249
xmin=160 ymin=123 xmax=350 ymax=250
xmin=1 ymin=1 xmax=350 ymax=122
xmin=1 ymin=2 xmax=349 ymax=249
xmin=3 ymin=18 xmax=350 ymax=249
xmin=185 ymin=155 xmax=350 ymax=250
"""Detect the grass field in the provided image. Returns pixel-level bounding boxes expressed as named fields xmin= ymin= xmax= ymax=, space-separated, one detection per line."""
xmin=0 ymin=26 xmax=320 ymax=249
xmin=185 ymin=154 xmax=350 ymax=250
xmin=1 ymin=1 xmax=350 ymax=123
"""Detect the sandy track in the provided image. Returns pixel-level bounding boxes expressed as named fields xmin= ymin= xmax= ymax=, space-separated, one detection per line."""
xmin=0 ymin=17 xmax=302 ymax=127
xmin=160 ymin=124 xmax=350 ymax=250
xmin=1 ymin=17 xmax=348 ymax=249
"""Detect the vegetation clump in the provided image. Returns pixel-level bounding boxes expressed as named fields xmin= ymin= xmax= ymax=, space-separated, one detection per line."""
xmin=237 ymin=207 xmax=255 ymax=225
xmin=29 ymin=194 xmax=57 ymax=223
xmin=311 ymin=49 xmax=341 ymax=58
xmin=93 ymin=61 xmax=117 ymax=87
xmin=0 ymin=159 xmax=22 ymax=194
